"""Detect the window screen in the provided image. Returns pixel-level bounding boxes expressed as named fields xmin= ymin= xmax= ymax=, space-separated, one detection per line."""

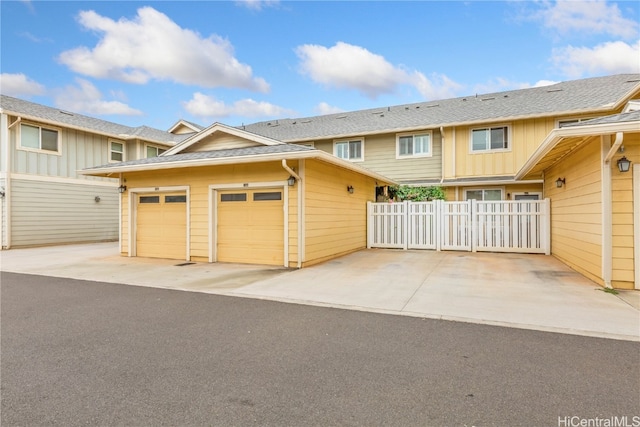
xmin=140 ymin=196 xmax=160 ymax=203
xmin=221 ymin=193 xmax=247 ymax=202
xmin=253 ymin=192 xmax=282 ymax=201
xmin=165 ymin=195 xmax=187 ymax=203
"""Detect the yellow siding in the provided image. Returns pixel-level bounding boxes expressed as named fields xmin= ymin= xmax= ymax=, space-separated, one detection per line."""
xmin=183 ymin=133 xmax=261 ymax=152
xmin=303 ymin=159 xmax=377 ymax=266
xmin=611 ymin=134 xmax=639 ymax=289
xmin=305 ymin=131 xmax=442 ymax=183
xmin=546 ymin=139 xmax=603 ymax=285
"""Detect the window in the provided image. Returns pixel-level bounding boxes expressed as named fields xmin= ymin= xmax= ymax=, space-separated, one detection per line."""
xmin=221 ymin=193 xmax=247 ymax=202
xmin=165 ymin=195 xmax=187 ymax=203
xmin=558 ymin=118 xmax=593 ymax=128
xmin=334 ymin=139 xmax=363 ymax=161
xmin=397 ymin=132 xmax=431 ymax=158
xmin=146 ymin=145 xmax=167 ymax=158
xmin=110 ymin=141 xmax=124 ymax=162
xmin=465 ymin=189 xmax=503 ymax=201
xmin=20 ymin=123 xmax=59 ymax=153
xmin=139 ymin=196 xmax=160 ymax=204
xmin=253 ymin=192 xmax=282 ymax=201
xmin=471 ymin=126 xmax=509 ymax=152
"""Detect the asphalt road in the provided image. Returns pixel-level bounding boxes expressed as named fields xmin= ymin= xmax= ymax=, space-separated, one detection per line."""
xmin=1 ymin=272 xmax=639 ymax=426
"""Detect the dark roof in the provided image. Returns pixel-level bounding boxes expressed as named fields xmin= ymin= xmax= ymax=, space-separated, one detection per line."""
xmin=241 ymin=74 xmax=640 ymax=142
xmin=83 ymin=143 xmax=315 ymax=171
xmin=0 ymin=94 xmax=187 ymax=145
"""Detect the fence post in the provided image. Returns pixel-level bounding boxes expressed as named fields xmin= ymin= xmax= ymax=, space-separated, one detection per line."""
xmin=403 ymin=200 xmax=409 ymax=250
xmin=542 ymin=198 xmax=551 ymax=255
xmin=435 ymin=199 xmax=442 ymax=251
xmin=470 ymin=199 xmax=477 ymax=252
xmin=367 ymin=201 xmax=372 ymax=249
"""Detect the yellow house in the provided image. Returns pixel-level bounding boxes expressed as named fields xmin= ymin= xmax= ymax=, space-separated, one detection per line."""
xmin=517 ymin=110 xmax=640 ymax=290
xmin=81 ymin=123 xmax=395 ymax=268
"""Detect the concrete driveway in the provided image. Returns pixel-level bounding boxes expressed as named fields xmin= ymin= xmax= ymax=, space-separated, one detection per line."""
xmin=1 ymin=242 xmax=638 ymax=341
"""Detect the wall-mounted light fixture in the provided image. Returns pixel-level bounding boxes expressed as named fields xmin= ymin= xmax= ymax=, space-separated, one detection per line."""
xmin=94 ymin=196 xmax=101 ymax=203
xmin=118 ymin=185 xmax=127 ymax=193
xmin=0 ymin=187 xmax=5 ymax=198
xmin=347 ymin=185 xmax=354 ymax=194
xmin=555 ymin=177 xmax=566 ymax=188
xmin=287 ymin=176 xmax=296 ymax=186
xmin=617 ymin=156 xmax=631 ymax=173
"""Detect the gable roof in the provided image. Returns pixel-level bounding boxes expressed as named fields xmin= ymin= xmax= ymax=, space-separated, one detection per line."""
xmin=241 ymin=74 xmax=640 ymax=142
xmin=0 ymin=94 xmax=187 ymax=146
xmin=162 ymin=122 xmax=284 ymax=156
xmin=80 ymin=143 xmax=396 ymax=185
xmin=516 ymin=110 xmax=640 ymax=180
xmin=167 ymin=119 xmax=204 ymax=134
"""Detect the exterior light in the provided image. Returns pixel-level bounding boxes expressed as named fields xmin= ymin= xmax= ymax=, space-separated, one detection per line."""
xmin=347 ymin=185 xmax=354 ymax=194
xmin=555 ymin=178 xmax=565 ymax=188
xmin=617 ymin=156 xmax=631 ymax=173
xmin=287 ymin=176 xmax=296 ymax=186
xmin=118 ymin=185 xmax=127 ymax=193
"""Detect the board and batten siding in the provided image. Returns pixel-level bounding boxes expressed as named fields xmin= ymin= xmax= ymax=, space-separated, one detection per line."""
xmin=546 ymin=139 xmax=603 ymax=285
xmin=10 ymin=178 xmax=118 ymax=247
xmin=310 ymin=131 xmax=442 ymax=183
xmin=119 ymin=161 xmax=298 ymax=264
xmin=303 ymin=159 xmax=377 ymax=266
xmin=611 ymin=134 xmax=639 ymax=289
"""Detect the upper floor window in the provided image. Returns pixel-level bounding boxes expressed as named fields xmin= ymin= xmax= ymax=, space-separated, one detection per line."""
xmin=20 ymin=123 xmax=60 ymax=153
xmin=334 ymin=139 xmax=363 ymax=161
xmin=397 ymin=132 xmax=432 ymax=158
xmin=471 ymin=126 xmax=509 ymax=152
xmin=110 ymin=141 xmax=124 ymax=162
xmin=557 ymin=118 xmax=593 ymax=128
xmin=146 ymin=145 xmax=166 ymax=158
xmin=465 ymin=189 xmax=503 ymax=201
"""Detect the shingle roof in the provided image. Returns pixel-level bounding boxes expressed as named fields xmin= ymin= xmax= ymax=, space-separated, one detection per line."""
xmin=241 ymin=74 xmax=640 ymax=142
xmin=83 ymin=143 xmax=315 ymax=171
xmin=0 ymin=94 xmax=187 ymax=145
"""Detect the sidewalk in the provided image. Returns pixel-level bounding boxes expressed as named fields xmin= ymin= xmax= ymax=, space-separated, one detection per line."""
xmin=1 ymin=242 xmax=638 ymax=341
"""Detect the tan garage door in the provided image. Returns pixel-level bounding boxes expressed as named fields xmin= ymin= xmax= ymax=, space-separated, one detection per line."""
xmin=136 ymin=193 xmax=187 ymax=260
xmin=217 ymin=188 xmax=284 ymax=266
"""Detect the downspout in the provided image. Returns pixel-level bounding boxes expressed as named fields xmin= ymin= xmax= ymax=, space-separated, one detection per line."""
xmin=601 ymin=133 xmax=623 ymax=288
xmin=282 ymin=159 xmax=303 ymax=268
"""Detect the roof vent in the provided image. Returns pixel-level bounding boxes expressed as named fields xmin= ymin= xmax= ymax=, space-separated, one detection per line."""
xmin=481 ymin=97 xmax=495 ymax=101
xmin=336 ymin=115 xmax=347 ymax=119
xmin=371 ymin=111 xmax=383 ymax=114
xmin=425 ymin=104 xmax=440 ymax=108
xmin=301 ymin=120 xmax=312 ymax=124
xmin=546 ymin=88 xmax=563 ymax=93
xmin=59 ymin=110 xmax=74 ymax=116
xmin=626 ymin=78 xmax=640 ymax=83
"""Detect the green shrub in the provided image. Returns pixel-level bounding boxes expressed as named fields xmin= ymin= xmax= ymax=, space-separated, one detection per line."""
xmin=388 ymin=185 xmax=446 ymax=201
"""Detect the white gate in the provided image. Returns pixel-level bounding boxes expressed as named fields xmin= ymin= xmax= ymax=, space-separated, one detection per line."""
xmin=367 ymin=199 xmax=550 ymax=254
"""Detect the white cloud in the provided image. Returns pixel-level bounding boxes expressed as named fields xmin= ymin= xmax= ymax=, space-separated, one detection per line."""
xmin=315 ymin=102 xmax=344 ymax=115
xmin=551 ymin=40 xmax=640 ymax=78
xmin=53 ymin=78 xmax=143 ymax=116
xmin=183 ymin=92 xmax=293 ymax=120
xmin=0 ymin=73 xmax=46 ymax=97
xmin=472 ymin=78 xmax=533 ymax=95
xmin=534 ymin=0 xmax=639 ymax=39
xmin=235 ymin=0 xmax=279 ymax=10
xmin=58 ymin=7 xmax=269 ymax=92
xmin=296 ymin=41 xmax=460 ymax=100
xmin=533 ymin=80 xmax=559 ymax=87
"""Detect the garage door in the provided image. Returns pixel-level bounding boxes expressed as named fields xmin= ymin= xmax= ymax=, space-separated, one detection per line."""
xmin=217 ymin=188 xmax=284 ymax=266
xmin=136 ymin=192 xmax=187 ymax=259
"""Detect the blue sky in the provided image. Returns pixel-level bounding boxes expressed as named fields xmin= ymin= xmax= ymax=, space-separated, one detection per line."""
xmin=1 ymin=0 xmax=639 ymax=130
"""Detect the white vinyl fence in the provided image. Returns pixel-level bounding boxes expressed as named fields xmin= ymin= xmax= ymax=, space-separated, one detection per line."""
xmin=367 ymin=199 xmax=550 ymax=254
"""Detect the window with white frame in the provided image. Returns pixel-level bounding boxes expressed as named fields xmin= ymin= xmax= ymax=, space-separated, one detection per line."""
xmin=20 ymin=123 xmax=60 ymax=153
xmin=397 ymin=132 xmax=431 ymax=158
xmin=334 ymin=139 xmax=363 ymax=161
xmin=146 ymin=145 xmax=167 ymax=158
xmin=558 ymin=118 xmax=593 ymax=128
xmin=471 ymin=126 xmax=509 ymax=152
xmin=110 ymin=141 xmax=124 ymax=162
xmin=465 ymin=189 xmax=503 ymax=201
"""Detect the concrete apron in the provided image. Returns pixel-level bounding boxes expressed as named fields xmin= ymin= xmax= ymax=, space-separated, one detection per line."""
xmin=1 ymin=242 xmax=639 ymax=342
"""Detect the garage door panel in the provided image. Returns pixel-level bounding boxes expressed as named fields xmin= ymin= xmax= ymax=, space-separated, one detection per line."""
xmin=136 ymin=192 xmax=187 ymax=260
xmin=217 ymin=189 xmax=284 ymax=266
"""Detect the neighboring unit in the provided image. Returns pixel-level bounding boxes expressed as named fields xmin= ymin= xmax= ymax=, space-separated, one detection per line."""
xmin=0 ymin=95 xmax=189 ymax=249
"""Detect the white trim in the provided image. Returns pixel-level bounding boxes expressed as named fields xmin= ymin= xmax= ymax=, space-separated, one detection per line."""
xmin=469 ymin=124 xmax=511 ymax=154
xmin=128 ymin=185 xmax=190 ymax=260
xmin=634 ymin=164 xmax=639 ymax=290
xmin=209 ymin=181 xmax=289 ymax=267
xmin=333 ymin=138 xmax=365 ymax=162
xmin=396 ymin=131 xmax=433 ymax=159
xmin=601 ymin=136 xmax=613 ymax=288
xmin=16 ymin=121 xmax=62 ymax=156
xmin=1 ymin=113 xmax=11 ymax=248
xmin=298 ymin=160 xmax=306 ymax=268
xmin=11 ymin=173 xmax=118 ymax=187
xmin=144 ymin=144 xmax=167 ymax=158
